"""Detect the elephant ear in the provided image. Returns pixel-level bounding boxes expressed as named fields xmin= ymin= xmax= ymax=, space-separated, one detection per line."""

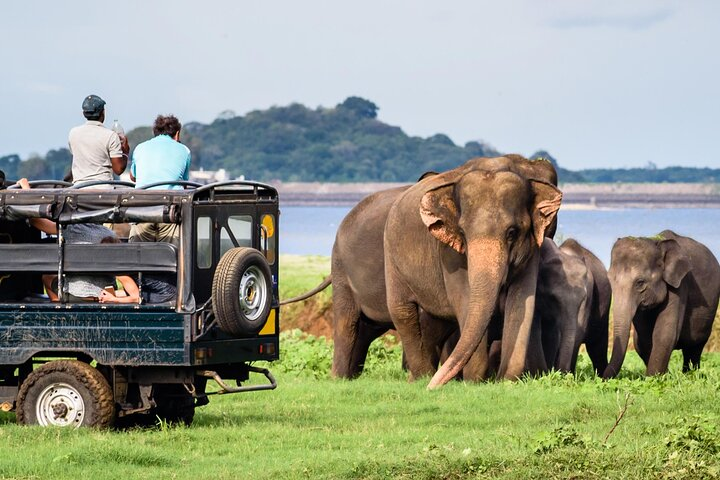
xmin=417 ymin=171 xmax=439 ymax=181
xmin=660 ymin=239 xmax=690 ymax=288
xmin=420 ymin=182 xmax=464 ymax=254
xmin=530 ymin=180 xmax=562 ymax=247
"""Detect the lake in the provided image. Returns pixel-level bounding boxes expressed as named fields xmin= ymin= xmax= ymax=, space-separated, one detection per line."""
xmin=280 ymin=206 xmax=720 ymax=267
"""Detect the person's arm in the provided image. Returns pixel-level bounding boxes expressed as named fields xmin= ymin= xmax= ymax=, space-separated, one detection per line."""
xmin=109 ymin=133 xmax=128 ymax=175
xmin=129 ymin=151 xmax=137 ymax=182
xmin=183 ymin=151 xmax=191 ymax=181
xmin=17 ymin=178 xmax=58 ymax=234
xmin=99 ymin=276 xmax=139 ymax=303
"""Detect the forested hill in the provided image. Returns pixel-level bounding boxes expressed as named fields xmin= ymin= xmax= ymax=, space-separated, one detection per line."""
xmin=2 ymin=96 xmax=720 ymax=183
xmin=157 ymin=97 xmax=502 ymax=182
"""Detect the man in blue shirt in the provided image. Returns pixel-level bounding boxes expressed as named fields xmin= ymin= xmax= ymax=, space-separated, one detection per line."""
xmin=129 ymin=115 xmax=191 ymax=303
xmin=130 ymin=115 xmax=191 ymax=190
xmin=129 ymin=115 xmax=191 ymax=246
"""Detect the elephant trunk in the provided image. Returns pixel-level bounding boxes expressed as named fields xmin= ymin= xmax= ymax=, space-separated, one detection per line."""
xmin=427 ymin=239 xmax=506 ymax=389
xmin=602 ymin=296 xmax=636 ymax=379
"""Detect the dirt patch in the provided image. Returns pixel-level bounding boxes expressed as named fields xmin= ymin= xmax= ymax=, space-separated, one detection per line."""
xmin=281 ymin=298 xmax=333 ymax=338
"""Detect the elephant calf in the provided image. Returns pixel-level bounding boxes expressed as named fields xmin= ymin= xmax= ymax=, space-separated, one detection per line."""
xmin=605 ymin=230 xmax=720 ymax=377
xmin=559 ymin=239 xmax=611 ymax=376
xmin=535 ymin=238 xmax=594 ymax=374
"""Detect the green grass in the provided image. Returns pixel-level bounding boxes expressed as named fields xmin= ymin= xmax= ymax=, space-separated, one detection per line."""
xmin=280 ymin=254 xmax=332 ymax=301
xmin=1 ymin=337 xmax=719 ymax=479
xmin=1 ymin=255 xmax=719 ymax=479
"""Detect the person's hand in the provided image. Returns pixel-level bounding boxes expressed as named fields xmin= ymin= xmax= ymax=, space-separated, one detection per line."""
xmin=120 ymin=135 xmax=130 ymax=155
xmin=17 ymin=178 xmax=30 ymax=190
xmin=99 ymin=289 xmax=117 ymax=303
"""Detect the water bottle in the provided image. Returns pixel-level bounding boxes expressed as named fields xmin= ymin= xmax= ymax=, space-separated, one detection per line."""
xmin=112 ymin=119 xmax=125 ymax=137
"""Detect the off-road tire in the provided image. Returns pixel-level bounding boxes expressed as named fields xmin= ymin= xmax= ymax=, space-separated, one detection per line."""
xmin=16 ymin=360 xmax=115 ymax=428
xmin=212 ymin=247 xmax=272 ymax=336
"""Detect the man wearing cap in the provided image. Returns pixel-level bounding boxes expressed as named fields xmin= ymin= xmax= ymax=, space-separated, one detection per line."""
xmin=68 ymin=94 xmax=129 ymax=184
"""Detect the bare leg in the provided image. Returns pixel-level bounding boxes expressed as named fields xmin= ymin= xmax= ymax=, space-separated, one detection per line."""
xmin=42 ymin=274 xmax=59 ymax=302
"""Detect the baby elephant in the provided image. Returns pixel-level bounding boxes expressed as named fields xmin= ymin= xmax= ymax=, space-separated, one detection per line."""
xmin=535 ymin=238 xmax=608 ymax=375
xmin=605 ymin=230 xmax=720 ymax=378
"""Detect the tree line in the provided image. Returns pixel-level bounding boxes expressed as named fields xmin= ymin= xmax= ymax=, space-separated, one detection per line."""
xmin=2 ymin=97 xmax=719 ymax=184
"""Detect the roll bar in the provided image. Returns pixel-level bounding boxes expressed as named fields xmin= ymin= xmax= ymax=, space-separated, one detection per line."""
xmin=70 ymin=180 xmax=137 ymax=189
xmin=137 ymin=181 xmax=203 ymax=190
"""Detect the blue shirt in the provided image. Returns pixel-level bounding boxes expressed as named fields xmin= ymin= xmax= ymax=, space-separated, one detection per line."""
xmin=131 ymin=135 xmax=191 ymax=189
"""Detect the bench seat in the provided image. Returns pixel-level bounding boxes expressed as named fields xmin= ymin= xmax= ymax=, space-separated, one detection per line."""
xmin=0 ymin=243 xmax=177 ymax=273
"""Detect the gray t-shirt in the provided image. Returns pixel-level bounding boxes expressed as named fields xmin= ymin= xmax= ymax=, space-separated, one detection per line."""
xmin=68 ymin=121 xmax=123 ymax=184
xmin=64 ymin=224 xmax=116 ymax=298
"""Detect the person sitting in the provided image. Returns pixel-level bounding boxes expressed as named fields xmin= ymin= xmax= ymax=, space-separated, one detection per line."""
xmin=129 ymin=114 xmax=191 ymax=245
xmin=128 ymin=114 xmax=190 ymax=304
xmin=41 ymin=236 xmax=139 ymax=303
xmin=16 ymin=178 xmax=132 ymax=302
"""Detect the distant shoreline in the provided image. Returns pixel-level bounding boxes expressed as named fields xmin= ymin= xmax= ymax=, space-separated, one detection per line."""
xmin=276 ymin=182 xmax=720 ymax=208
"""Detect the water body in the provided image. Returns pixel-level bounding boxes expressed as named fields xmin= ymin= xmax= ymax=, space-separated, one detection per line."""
xmin=280 ymin=206 xmax=720 ymax=268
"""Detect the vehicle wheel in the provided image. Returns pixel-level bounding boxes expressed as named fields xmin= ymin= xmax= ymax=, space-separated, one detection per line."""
xmin=16 ymin=360 xmax=115 ymax=429
xmin=213 ymin=247 xmax=273 ymax=336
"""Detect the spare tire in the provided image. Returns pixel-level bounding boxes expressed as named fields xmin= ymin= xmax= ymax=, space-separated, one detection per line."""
xmin=212 ymin=247 xmax=273 ymax=336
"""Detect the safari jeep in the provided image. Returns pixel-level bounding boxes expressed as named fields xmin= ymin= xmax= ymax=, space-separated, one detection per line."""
xmin=0 ymin=179 xmax=279 ymax=427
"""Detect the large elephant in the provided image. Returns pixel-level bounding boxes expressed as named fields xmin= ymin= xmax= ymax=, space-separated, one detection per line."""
xmin=604 ymin=230 xmax=720 ymax=377
xmin=559 ymin=238 xmax=610 ymax=375
xmin=384 ymin=155 xmax=562 ymax=388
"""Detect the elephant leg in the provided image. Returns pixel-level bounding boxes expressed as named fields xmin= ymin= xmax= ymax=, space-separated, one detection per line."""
xmin=540 ymin=314 xmax=560 ymax=371
xmin=633 ymin=327 xmax=652 ymax=367
xmin=526 ymin=312 xmax=548 ymax=376
xmin=487 ymin=340 xmax=502 ymax=377
xmin=331 ymin=279 xmax=364 ymax=378
xmin=682 ymin=345 xmax=703 ymax=372
xmin=389 ymin=300 xmax=436 ymax=380
xmin=498 ymin=254 xmax=542 ymax=380
xmin=347 ymin=316 xmax=389 ymax=376
xmin=420 ymin=314 xmax=457 ymax=371
xmin=585 ymin=312 xmax=609 ymax=376
xmin=647 ymin=289 xmax=685 ymax=375
xmin=462 ymin=333 xmax=490 ymax=381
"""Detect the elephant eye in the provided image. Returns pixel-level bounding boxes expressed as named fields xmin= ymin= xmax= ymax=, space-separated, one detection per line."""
xmin=506 ymin=226 xmax=519 ymax=243
xmin=635 ymin=278 xmax=647 ymax=290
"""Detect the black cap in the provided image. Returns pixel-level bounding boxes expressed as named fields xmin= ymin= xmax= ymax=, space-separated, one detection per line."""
xmin=82 ymin=94 xmax=106 ymax=116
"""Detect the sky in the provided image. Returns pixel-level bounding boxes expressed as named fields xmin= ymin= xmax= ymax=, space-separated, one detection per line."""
xmin=1 ymin=0 xmax=718 ymax=170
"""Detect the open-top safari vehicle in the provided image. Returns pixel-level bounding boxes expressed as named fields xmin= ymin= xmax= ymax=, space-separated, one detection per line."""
xmin=0 ymin=179 xmax=279 ymax=427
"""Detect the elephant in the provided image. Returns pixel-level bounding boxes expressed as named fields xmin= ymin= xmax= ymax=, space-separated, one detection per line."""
xmin=285 ymin=156 xmax=558 ymax=381
xmin=559 ymin=238 xmax=610 ymax=375
xmin=383 ymin=155 xmax=562 ymax=388
xmin=604 ymin=230 xmax=720 ymax=378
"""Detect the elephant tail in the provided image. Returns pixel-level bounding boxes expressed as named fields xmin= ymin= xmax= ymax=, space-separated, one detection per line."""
xmin=279 ymin=276 xmax=332 ymax=305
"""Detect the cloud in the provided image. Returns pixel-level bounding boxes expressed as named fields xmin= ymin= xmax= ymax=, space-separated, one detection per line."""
xmin=549 ymin=8 xmax=675 ymax=30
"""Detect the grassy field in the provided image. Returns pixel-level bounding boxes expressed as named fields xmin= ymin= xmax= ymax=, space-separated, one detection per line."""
xmin=0 ymin=255 xmax=718 ymax=479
